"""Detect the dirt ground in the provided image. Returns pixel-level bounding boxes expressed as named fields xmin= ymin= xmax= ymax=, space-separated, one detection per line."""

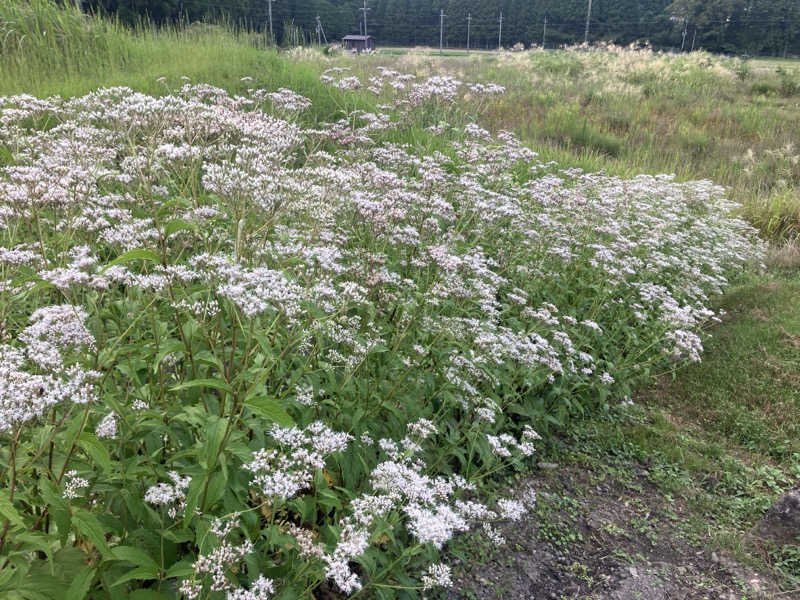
xmin=445 ymin=463 xmax=788 ymax=600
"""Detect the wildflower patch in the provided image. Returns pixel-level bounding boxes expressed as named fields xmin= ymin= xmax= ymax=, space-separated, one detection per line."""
xmin=0 ymin=75 xmax=762 ymax=598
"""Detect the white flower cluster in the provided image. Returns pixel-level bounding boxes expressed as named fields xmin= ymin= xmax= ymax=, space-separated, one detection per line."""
xmin=266 ymin=88 xmax=312 ymax=113
xmin=180 ymin=538 xmax=255 ymax=598
xmin=63 ymin=470 xmax=89 ymax=500
xmin=181 ymin=513 xmax=260 ymax=598
xmin=18 ymin=304 xmax=95 ymax=370
xmin=95 ymin=412 xmax=117 ymax=440
xmin=144 ymin=471 xmax=192 ymax=519
xmin=226 ymin=575 xmax=275 ymax=600
xmin=245 ymin=422 xmax=352 ymax=500
xmin=0 ymin=68 xmax=764 ymax=598
xmin=487 ymin=426 xmax=540 ymax=458
xmin=0 ymin=309 xmax=99 ymax=434
xmin=421 ymin=563 xmax=453 ymax=590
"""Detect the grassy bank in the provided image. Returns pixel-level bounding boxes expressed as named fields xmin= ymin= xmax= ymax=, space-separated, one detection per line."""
xmin=0 ymin=0 xmax=329 ymax=107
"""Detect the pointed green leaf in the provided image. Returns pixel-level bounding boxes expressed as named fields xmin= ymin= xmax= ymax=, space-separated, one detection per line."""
xmin=100 ymin=248 xmax=161 ymax=273
xmin=152 ymin=339 xmax=185 ymax=374
xmin=110 ymin=566 xmax=159 ymax=588
xmin=203 ymin=417 xmax=227 ymax=472
xmin=244 ymin=396 xmax=294 ymax=427
xmin=110 ymin=546 xmax=159 ymax=571
xmin=170 ymin=378 xmax=232 ymax=394
xmin=163 ymin=218 xmax=197 ymax=238
xmin=72 ymin=510 xmax=111 ymax=557
xmin=0 ymin=493 xmax=25 ymax=529
xmin=65 ymin=566 xmax=96 ymax=600
xmin=78 ymin=433 xmax=112 ymax=473
xmin=164 ymin=559 xmax=194 ymax=579
xmin=182 ymin=476 xmax=204 ymax=529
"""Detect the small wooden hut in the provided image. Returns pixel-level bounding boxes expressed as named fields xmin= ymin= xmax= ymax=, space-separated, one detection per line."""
xmin=342 ymin=35 xmax=375 ymax=52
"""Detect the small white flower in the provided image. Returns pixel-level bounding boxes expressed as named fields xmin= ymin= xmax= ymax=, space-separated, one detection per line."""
xmin=63 ymin=470 xmax=89 ymax=499
xmin=95 ymin=413 xmax=117 ymax=440
xmin=421 ymin=563 xmax=453 ymax=590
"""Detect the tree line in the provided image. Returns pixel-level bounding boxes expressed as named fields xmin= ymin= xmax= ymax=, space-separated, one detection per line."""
xmin=85 ymin=0 xmax=800 ymax=56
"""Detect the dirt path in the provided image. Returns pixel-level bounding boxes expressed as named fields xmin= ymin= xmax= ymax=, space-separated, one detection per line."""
xmin=446 ymin=462 xmax=786 ymax=599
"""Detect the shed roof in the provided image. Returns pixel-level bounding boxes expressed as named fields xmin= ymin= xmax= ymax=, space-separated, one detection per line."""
xmin=342 ymin=35 xmax=374 ymax=40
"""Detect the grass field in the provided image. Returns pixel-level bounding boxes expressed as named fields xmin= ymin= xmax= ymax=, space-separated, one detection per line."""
xmin=0 ymin=2 xmax=798 ymax=598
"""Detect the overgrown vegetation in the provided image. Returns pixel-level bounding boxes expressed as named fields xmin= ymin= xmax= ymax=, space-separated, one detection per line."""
xmin=0 ymin=3 xmax=797 ymax=599
xmin=336 ymin=45 xmax=800 ymax=242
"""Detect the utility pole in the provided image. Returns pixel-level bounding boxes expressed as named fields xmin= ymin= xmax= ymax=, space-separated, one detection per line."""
xmin=439 ymin=9 xmax=446 ymax=55
xmin=498 ymin=11 xmax=503 ymax=50
xmin=584 ymin=0 xmax=592 ymax=44
xmin=542 ymin=15 xmax=547 ymax=48
xmin=359 ymin=0 xmax=370 ymax=39
xmin=680 ymin=19 xmax=688 ymax=51
xmin=267 ymin=0 xmax=276 ymax=43
xmin=467 ymin=12 xmax=471 ymax=51
xmin=315 ymin=15 xmax=327 ymax=45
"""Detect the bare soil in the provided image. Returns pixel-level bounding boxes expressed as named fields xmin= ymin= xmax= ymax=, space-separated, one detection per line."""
xmin=445 ymin=464 xmax=787 ymax=600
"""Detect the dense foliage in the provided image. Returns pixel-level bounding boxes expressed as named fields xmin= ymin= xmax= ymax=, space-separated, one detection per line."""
xmin=0 ymin=54 xmax=763 ymax=599
xmin=81 ymin=0 xmax=800 ymax=55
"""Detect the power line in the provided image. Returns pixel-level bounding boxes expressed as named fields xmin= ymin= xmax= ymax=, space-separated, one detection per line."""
xmin=315 ymin=15 xmax=327 ymax=45
xmin=542 ymin=15 xmax=547 ymax=48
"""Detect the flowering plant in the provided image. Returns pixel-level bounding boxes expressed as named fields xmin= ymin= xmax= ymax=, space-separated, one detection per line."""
xmin=0 ymin=70 xmax=761 ymax=598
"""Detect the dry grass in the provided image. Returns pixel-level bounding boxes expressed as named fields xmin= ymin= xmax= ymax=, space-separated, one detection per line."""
xmin=765 ymin=241 xmax=800 ymax=269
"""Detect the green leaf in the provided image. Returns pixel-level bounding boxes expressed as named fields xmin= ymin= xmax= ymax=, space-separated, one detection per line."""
xmin=170 ymin=378 xmax=233 ymax=394
xmin=204 ymin=470 xmax=227 ymax=510
xmin=12 ymin=532 xmax=55 ymax=576
xmin=110 ymin=566 xmax=159 ymax=588
xmin=72 ymin=510 xmax=111 ymax=557
xmin=129 ymin=590 xmax=168 ymax=600
xmin=182 ymin=476 xmax=204 ymax=529
xmin=203 ymin=417 xmax=227 ymax=472
xmin=78 ymin=433 xmax=112 ymax=473
xmin=153 ymin=339 xmax=185 ymax=374
xmin=110 ymin=546 xmax=159 ymax=571
xmin=0 ymin=561 xmax=16 ymax=587
xmin=65 ymin=566 xmax=95 ymax=600
xmin=38 ymin=480 xmax=70 ymax=545
xmin=244 ymin=396 xmax=294 ymax=427
xmin=100 ymin=248 xmax=161 ymax=273
xmin=0 ymin=492 xmax=25 ymax=529
xmin=163 ymin=218 xmax=197 ymax=238
xmin=164 ymin=559 xmax=194 ymax=579
xmin=13 ymin=279 xmax=56 ymax=301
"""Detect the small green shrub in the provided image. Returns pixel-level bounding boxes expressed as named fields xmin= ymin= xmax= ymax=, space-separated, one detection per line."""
xmin=777 ymin=66 xmax=800 ymax=97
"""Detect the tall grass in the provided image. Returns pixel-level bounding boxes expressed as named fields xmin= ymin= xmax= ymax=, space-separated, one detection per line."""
xmin=339 ymin=47 xmax=800 ymax=241
xmin=0 ymin=0 xmax=382 ymax=127
xmin=0 ymin=0 xmax=126 ymax=74
xmin=0 ymin=0 xmax=277 ymax=98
